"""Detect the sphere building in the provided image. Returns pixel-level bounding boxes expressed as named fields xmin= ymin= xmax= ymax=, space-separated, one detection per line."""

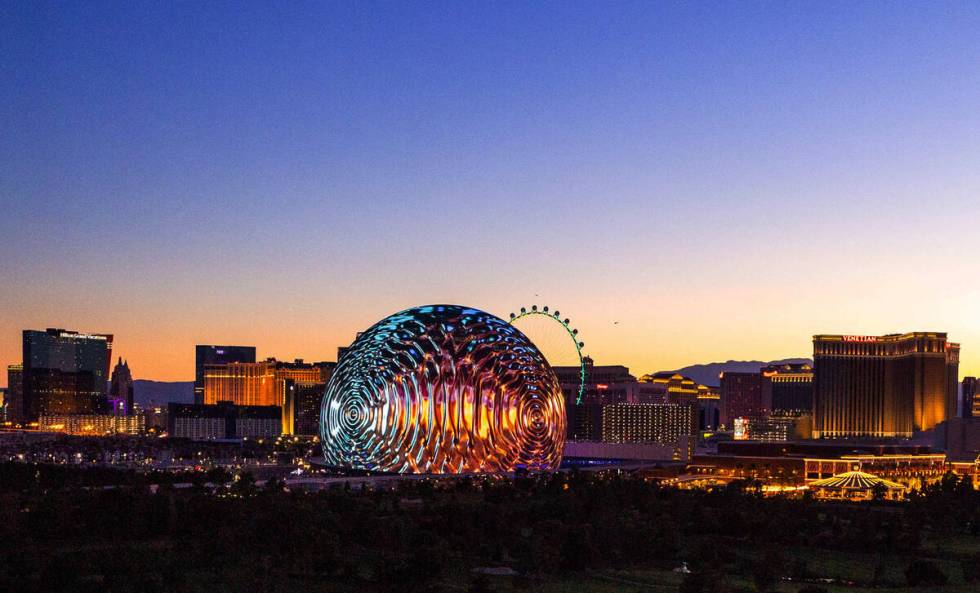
xmin=321 ymin=305 xmax=565 ymax=473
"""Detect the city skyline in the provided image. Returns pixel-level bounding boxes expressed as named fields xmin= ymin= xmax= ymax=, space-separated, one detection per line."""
xmin=4 ymin=5 xmax=980 ymax=592
xmin=1 ymin=321 xmax=974 ymax=386
xmin=4 ymin=3 xmax=980 ymax=382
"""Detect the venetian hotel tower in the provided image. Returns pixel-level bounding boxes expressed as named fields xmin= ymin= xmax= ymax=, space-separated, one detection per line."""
xmin=813 ymin=333 xmax=959 ymax=439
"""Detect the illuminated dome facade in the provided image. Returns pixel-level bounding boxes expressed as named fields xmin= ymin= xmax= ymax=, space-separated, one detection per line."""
xmin=321 ymin=305 xmax=566 ymax=473
xmin=808 ymin=470 xmax=906 ymax=500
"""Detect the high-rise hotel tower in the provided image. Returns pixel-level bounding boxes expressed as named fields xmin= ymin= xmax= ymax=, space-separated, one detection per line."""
xmin=22 ymin=329 xmax=113 ymax=421
xmin=194 ymin=345 xmax=256 ymax=404
xmin=813 ymin=333 xmax=959 ymax=439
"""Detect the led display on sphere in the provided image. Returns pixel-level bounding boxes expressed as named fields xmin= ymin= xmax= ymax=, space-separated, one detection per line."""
xmin=321 ymin=305 xmax=566 ymax=473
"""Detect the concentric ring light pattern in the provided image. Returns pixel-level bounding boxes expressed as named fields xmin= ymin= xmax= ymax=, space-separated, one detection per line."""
xmin=321 ymin=305 xmax=566 ymax=473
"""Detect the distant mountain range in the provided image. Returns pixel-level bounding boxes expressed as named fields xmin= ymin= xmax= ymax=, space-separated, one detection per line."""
xmin=658 ymin=358 xmax=812 ymax=387
xmin=134 ymin=380 xmax=194 ymax=408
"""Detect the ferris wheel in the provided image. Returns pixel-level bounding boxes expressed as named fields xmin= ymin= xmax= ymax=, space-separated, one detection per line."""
xmin=508 ymin=305 xmax=586 ymax=405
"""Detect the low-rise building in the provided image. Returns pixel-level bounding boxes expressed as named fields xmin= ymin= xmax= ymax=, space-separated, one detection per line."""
xmin=943 ymin=416 xmax=980 ymax=463
xmin=601 ymin=402 xmax=697 ymax=460
xmin=741 ymin=412 xmax=813 ymax=442
xmin=167 ymin=402 xmax=281 ymax=440
xmin=564 ymin=439 xmax=693 ymax=463
xmin=808 ymin=471 xmax=906 ymax=500
xmin=694 ymin=440 xmax=947 ymax=489
xmin=38 ymin=414 xmax=143 ymax=435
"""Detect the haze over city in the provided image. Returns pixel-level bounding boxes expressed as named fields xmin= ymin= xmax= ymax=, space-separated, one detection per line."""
xmin=3 ymin=2 xmax=980 ymax=381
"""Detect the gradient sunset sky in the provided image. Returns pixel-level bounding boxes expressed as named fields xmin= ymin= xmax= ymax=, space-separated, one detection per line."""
xmin=2 ymin=2 xmax=980 ymax=384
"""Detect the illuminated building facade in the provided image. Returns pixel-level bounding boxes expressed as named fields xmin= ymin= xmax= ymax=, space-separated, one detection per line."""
xmin=551 ymin=360 xmax=609 ymax=440
xmin=761 ymin=363 xmax=813 ymax=413
xmin=963 ymin=377 xmax=978 ymax=418
xmin=698 ymin=387 xmax=721 ymax=430
xmin=601 ymin=403 xmax=696 ymax=448
xmin=720 ymin=371 xmax=763 ymax=427
xmin=321 ymin=305 xmax=565 ymax=473
xmin=813 ymin=333 xmax=960 ymax=438
xmin=743 ymin=412 xmax=813 ymax=442
xmin=277 ymin=360 xmax=328 ymax=385
xmin=171 ymin=409 xmax=225 ymax=440
xmin=22 ymin=329 xmax=112 ymax=421
xmin=284 ymin=380 xmax=328 ymax=436
xmin=637 ymin=372 xmax=705 ymax=405
xmin=949 ymin=458 xmax=980 ymax=485
xmin=696 ymin=442 xmax=948 ymax=488
xmin=204 ymin=358 xmax=314 ymax=405
xmin=39 ymin=413 xmax=143 ymax=435
xmin=803 ymin=454 xmax=947 ymax=487
xmin=145 ymin=405 xmax=167 ymax=433
xmin=5 ymin=365 xmax=23 ymax=424
xmin=638 ymin=371 xmax=719 ymax=429
xmin=732 ymin=417 xmax=749 ymax=440
xmin=194 ymin=345 xmax=256 ymax=404
xmin=560 ymin=365 xmax=709 ymax=437
xmin=204 ymin=358 xmax=324 ymax=406
xmin=168 ymin=402 xmax=281 ymax=440
xmin=555 ymin=359 xmax=637 ymax=406
xmin=689 ymin=454 xmax=806 ymax=484
xmin=204 ymin=358 xmax=330 ymax=433
xmin=204 ymin=359 xmax=276 ymax=406
xmin=281 ymin=362 xmax=335 ymax=435
xmin=808 ymin=471 xmax=906 ymax=501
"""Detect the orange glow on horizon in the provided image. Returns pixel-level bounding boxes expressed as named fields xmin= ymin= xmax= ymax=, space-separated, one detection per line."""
xmin=2 ymin=284 xmax=979 ymax=384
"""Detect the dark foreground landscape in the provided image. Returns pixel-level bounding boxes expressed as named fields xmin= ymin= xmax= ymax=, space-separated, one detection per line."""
xmin=1 ymin=463 xmax=978 ymax=593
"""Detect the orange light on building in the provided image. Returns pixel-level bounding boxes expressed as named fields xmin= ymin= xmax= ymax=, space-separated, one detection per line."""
xmin=39 ymin=414 xmax=142 ymax=435
xmin=733 ymin=417 xmax=749 ymax=440
xmin=204 ymin=358 xmax=330 ymax=436
xmin=813 ymin=333 xmax=959 ymax=438
xmin=204 ymin=359 xmax=322 ymax=407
